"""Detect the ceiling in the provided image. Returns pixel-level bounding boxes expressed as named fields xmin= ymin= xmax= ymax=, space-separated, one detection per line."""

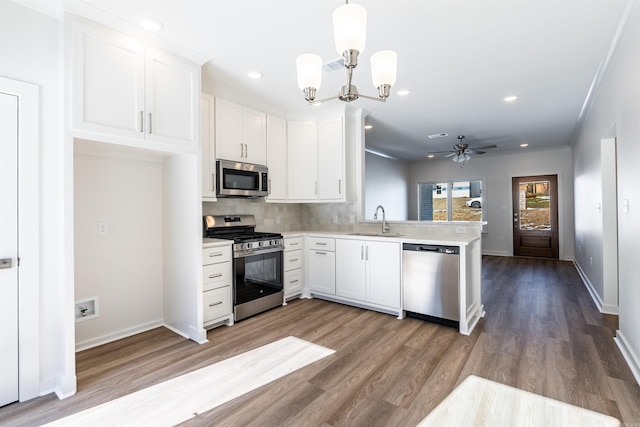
xmin=69 ymin=0 xmax=629 ymax=161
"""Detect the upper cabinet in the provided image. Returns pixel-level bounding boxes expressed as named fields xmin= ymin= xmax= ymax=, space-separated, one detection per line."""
xmin=287 ymin=116 xmax=345 ymax=202
xmin=266 ymin=115 xmax=287 ymax=201
xmin=71 ymin=20 xmax=199 ymax=150
xmin=201 ymin=94 xmax=216 ymax=200
xmin=215 ymin=98 xmax=266 ymax=165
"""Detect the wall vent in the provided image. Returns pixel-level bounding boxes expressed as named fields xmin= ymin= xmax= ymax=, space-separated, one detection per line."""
xmin=323 ymin=57 xmax=344 ymax=72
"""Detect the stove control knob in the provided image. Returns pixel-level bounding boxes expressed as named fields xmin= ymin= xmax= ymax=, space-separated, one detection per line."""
xmin=269 ymin=240 xmax=274 ymax=246
xmin=259 ymin=241 xmax=264 ymax=247
xmin=245 ymin=243 xmax=251 ymax=250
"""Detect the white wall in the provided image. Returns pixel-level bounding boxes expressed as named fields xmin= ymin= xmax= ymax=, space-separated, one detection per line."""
xmin=572 ymin=2 xmax=640 ymax=383
xmin=0 ymin=1 xmax=73 ymax=397
xmin=409 ymin=146 xmax=575 ymax=260
xmin=73 ymin=147 xmax=164 ymax=350
xmin=364 ymin=152 xmax=410 ymax=221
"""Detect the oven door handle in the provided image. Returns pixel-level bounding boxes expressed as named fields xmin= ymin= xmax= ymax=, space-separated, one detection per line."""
xmin=233 ymin=246 xmax=285 ymax=258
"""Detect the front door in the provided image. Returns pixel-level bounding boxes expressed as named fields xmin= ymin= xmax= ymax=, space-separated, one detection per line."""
xmin=512 ymin=174 xmax=559 ymax=258
xmin=0 ymin=91 xmax=19 ymax=406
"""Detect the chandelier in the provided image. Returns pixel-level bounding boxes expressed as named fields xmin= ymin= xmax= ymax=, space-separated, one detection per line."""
xmin=296 ymin=1 xmax=397 ymax=104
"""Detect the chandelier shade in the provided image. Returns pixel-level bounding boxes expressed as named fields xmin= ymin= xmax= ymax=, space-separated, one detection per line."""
xmin=332 ymin=3 xmax=367 ymax=55
xmin=371 ymin=50 xmax=397 ymax=88
xmin=296 ymin=54 xmax=322 ymax=91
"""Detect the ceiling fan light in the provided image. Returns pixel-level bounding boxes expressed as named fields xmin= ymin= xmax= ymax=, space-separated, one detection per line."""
xmin=333 ymin=3 xmax=367 ymax=55
xmin=296 ymin=53 xmax=322 ymax=91
xmin=371 ymin=50 xmax=397 ymax=89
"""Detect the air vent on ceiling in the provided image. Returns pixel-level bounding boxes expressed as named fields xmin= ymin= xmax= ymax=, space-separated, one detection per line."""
xmin=323 ymin=57 xmax=345 ymax=72
xmin=427 ymin=132 xmax=448 ymax=139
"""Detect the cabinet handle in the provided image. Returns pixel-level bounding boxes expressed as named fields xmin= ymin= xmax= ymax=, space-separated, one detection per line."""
xmin=148 ymin=113 xmax=152 ymax=134
xmin=244 ymin=143 xmax=248 ymax=158
xmin=361 ymin=245 xmax=364 ymax=260
xmin=339 ymin=179 xmax=342 ymax=195
xmin=209 ymin=252 xmax=223 ymax=257
xmin=290 ymin=242 xmax=299 ymax=246
xmin=208 ymin=273 xmax=223 ymax=279
xmin=316 ymin=242 xmax=327 ymax=246
xmin=240 ymin=143 xmax=244 ymax=158
xmin=315 ymin=251 xmax=327 ymax=255
xmin=212 ymin=174 xmax=216 ymax=190
xmin=209 ymin=301 xmax=223 ymax=307
xmin=289 ymin=279 xmax=299 ymax=284
xmin=289 ymin=258 xmax=299 ymax=262
xmin=366 ymin=246 xmax=369 ymax=261
xmin=140 ymin=111 xmax=144 ymax=133
xmin=315 ymin=180 xmax=318 ymax=196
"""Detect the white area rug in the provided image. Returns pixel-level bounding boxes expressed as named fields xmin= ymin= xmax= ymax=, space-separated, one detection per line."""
xmin=44 ymin=336 xmax=334 ymax=427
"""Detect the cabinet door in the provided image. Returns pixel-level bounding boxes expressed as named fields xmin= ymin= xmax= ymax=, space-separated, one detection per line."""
xmin=306 ymin=249 xmax=335 ymax=294
xmin=287 ymin=121 xmax=318 ymax=200
xmin=318 ymin=116 xmax=345 ymax=200
xmin=266 ymin=115 xmax=287 ymax=200
xmin=336 ymin=239 xmax=366 ymax=300
xmin=242 ymin=107 xmax=267 ymax=165
xmin=366 ymin=241 xmax=401 ymax=308
xmin=145 ymin=48 xmax=198 ymax=147
xmin=201 ymin=95 xmax=216 ymax=199
xmin=215 ymin=98 xmax=243 ymax=162
xmin=72 ymin=21 xmax=145 ymax=138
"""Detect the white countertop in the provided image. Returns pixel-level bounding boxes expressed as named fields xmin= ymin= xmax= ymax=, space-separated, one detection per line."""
xmin=202 ymin=238 xmax=233 ymax=248
xmin=281 ymin=230 xmax=480 ymax=246
xmin=418 ymin=375 xmax=620 ymax=427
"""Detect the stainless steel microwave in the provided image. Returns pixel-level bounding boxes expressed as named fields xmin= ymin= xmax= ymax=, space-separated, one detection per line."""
xmin=216 ymin=160 xmax=269 ymax=197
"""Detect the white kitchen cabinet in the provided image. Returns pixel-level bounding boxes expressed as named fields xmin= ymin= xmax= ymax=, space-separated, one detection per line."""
xmin=71 ymin=20 xmax=198 ymax=149
xmin=306 ymin=237 xmax=336 ymax=295
xmin=287 ymin=121 xmax=318 ymax=200
xmin=317 ymin=116 xmax=345 ymax=200
xmin=283 ymin=237 xmax=304 ymax=300
xmin=201 ymin=94 xmax=216 ymax=200
xmin=287 ymin=117 xmax=344 ymax=202
xmin=266 ymin=115 xmax=287 ymax=200
xmin=335 ymin=239 xmax=401 ymax=308
xmin=215 ymin=98 xmax=266 ymax=165
xmin=202 ymin=244 xmax=233 ymax=328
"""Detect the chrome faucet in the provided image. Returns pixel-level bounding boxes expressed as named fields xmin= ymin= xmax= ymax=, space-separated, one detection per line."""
xmin=373 ymin=205 xmax=390 ymax=234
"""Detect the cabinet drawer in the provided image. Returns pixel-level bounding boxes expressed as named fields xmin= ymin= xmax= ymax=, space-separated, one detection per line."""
xmin=203 ymin=261 xmax=231 ymax=291
xmin=203 ymin=286 xmax=231 ymax=323
xmin=284 ymin=250 xmax=302 ymax=271
xmin=202 ymin=245 xmax=232 ymax=265
xmin=285 ymin=237 xmax=303 ymax=251
xmin=284 ymin=269 xmax=303 ymax=295
xmin=307 ymin=237 xmax=335 ymax=251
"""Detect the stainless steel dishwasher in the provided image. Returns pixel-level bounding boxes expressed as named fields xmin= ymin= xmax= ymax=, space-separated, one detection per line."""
xmin=402 ymin=243 xmax=460 ymax=327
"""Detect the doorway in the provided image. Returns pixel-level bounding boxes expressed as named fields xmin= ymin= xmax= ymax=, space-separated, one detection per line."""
xmin=512 ymin=174 xmax=559 ymax=258
xmin=0 ymin=90 xmax=19 ymax=407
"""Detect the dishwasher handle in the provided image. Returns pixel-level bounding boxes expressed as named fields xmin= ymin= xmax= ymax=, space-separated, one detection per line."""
xmin=403 ymin=243 xmax=459 ymax=254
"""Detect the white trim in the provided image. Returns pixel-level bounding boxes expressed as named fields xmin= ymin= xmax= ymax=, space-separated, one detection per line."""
xmin=615 ymin=331 xmax=640 ymax=386
xmin=75 ymin=319 xmax=165 ymax=352
xmin=481 ymin=250 xmax=510 ymax=257
xmin=574 ymin=260 xmax=619 ymax=315
xmin=0 ymin=77 xmax=41 ymax=402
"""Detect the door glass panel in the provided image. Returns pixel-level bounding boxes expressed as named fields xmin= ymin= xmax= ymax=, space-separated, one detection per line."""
xmin=518 ymin=180 xmax=551 ymax=230
xmin=419 ymin=182 xmax=448 ymax=221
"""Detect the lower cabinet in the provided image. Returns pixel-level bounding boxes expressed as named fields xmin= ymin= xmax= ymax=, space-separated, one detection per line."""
xmin=335 ymin=239 xmax=401 ymax=309
xmin=306 ymin=237 xmax=336 ymax=294
xmin=284 ymin=237 xmax=303 ymax=300
xmin=202 ymin=244 xmax=233 ymax=328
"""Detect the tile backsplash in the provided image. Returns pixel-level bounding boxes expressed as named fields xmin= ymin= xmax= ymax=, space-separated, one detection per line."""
xmin=202 ymin=199 xmax=303 ymax=232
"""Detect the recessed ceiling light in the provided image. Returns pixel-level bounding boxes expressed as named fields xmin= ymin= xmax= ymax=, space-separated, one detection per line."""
xmin=504 ymin=95 xmax=518 ymax=102
xmin=397 ymin=89 xmax=411 ymax=96
xmin=427 ymin=154 xmax=435 ymax=158
xmin=364 ymin=125 xmax=373 ymax=130
xmin=247 ymin=71 xmax=263 ymax=79
xmin=520 ymin=143 xmax=529 ymax=147
xmin=139 ymin=18 xmax=164 ymax=32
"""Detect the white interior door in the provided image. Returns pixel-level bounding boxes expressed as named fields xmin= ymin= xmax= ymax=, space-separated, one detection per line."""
xmin=0 ymin=91 xmax=19 ymax=406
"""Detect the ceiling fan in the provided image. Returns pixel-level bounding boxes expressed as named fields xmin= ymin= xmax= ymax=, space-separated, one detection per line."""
xmin=429 ymin=135 xmax=497 ymax=162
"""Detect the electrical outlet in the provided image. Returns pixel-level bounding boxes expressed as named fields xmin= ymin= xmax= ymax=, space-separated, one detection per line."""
xmin=276 ymin=215 xmax=281 ymax=224
xmin=332 ymin=215 xmax=338 ymax=224
xmin=455 ymin=226 xmax=466 ymax=234
xmin=98 ymin=222 xmax=108 ymax=235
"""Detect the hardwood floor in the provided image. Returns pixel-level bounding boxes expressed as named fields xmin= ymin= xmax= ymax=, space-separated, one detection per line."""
xmin=1 ymin=256 xmax=639 ymax=426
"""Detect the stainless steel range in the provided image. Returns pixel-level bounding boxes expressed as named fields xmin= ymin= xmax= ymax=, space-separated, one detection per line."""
xmin=203 ymin=215 xmax=284 ymax=321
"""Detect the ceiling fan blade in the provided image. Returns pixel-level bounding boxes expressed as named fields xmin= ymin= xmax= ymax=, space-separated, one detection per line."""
xmin=468 ymin=144 xmax=497 ymax=150
xmin=444 ymin=152 xmax=457 ymax=157
xmin=427 ymin=150 xmax=456 ymax=154
xmin=466 ymin=150 xmax=486 ymax=155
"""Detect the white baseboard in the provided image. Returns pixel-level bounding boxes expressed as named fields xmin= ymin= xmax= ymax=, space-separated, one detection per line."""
xmin=481 ymin=250 xmax=510 ymax=257
xmin=573 ymin=261 xmax=619 ymax=315
xmin=615 ymin=331 xmax=640 ymax=386
xmin=75 ymin=319 xmax=164 ymax=352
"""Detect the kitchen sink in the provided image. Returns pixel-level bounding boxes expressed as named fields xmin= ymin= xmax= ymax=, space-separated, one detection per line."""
xmin=348 ymin=232 xmax=404 ymax=237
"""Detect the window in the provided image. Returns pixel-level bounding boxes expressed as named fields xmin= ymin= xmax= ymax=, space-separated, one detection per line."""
xmin=418 ymin=179 xmax=483 ymax=222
